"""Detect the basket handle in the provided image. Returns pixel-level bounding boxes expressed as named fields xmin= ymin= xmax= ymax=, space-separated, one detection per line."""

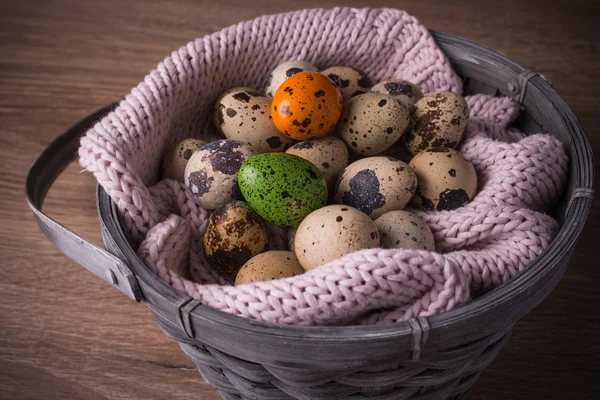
xmin=25 ymin=104 xmax=142 ymax=302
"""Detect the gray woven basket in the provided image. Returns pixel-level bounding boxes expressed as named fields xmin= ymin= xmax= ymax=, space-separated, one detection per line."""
xmin=27 ymin=30 xmax=594 ymax=399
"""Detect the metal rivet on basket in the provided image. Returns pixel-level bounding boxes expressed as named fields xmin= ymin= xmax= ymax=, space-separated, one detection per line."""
xmin=106 ymin=269 xmax=117 ymax=285
xmin=515 ymin=70 xmax=538 ymax=104
xmin=507 ymin=82 xmax=519 ymax=95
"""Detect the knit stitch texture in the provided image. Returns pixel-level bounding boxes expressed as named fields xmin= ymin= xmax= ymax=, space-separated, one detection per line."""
xmin=78 ymin=8 xmax=567 ymax=326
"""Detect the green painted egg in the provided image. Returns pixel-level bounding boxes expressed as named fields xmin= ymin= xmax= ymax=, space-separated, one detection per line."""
xmin=238 ymin=153 xmax=328 ymax=227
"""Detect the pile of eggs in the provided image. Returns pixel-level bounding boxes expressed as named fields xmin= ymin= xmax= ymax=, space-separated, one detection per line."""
xmin=161 ymin=60 xmax=478 ymax=285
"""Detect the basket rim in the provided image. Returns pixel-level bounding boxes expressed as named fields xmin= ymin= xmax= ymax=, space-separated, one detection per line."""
xmin=98 ymin=29 xmax=594 ymax=346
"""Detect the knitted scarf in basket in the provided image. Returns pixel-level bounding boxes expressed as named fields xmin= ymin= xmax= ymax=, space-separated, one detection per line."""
xmin=78 ymin=8 xmax=567 ymax=326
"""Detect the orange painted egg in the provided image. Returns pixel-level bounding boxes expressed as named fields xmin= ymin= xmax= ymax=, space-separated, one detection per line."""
xmin=271 ymin=71 xmax=343 ymax=140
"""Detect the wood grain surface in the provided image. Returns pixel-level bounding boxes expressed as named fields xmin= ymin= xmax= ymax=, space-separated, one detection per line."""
xmin=1 ymin=0 xmax=599 ymax=399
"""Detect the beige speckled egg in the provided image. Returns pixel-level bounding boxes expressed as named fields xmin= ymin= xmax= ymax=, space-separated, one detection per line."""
xmin=374 ymin=210 xmax=435 ymax=251
xmin=335 ymin=157 xmax=417 ymax=219
xmin=161 ymin=138 xmax=207 ymax=182
xmin=294 ymin=205 xmax=379 ymax=271
xmin=320 ymin=66 xmax=372 ymax=103
xmin=203 ymin=201 xmax=269 ymax=279
xmin=285 ymin=137 xmax=349 ymax=189
xmin=213 ymin=87 xmax=294 ymax=152
xmin=403 ymin=92 xmax=469 ymax=154
xmin=370 ymin=80 xmax=424 ymax=107
xmin=185 ymin=140 xmax=256 ymax=210
xmin=234 ymin=251 xmax=305 ymax=286
xmin=409 ymin=147 xmax=477 ymax=211
xmin=265 ymin=60 xmax=318 ymax=97
xmin=337 ymin=93 xmax=410 ymax=156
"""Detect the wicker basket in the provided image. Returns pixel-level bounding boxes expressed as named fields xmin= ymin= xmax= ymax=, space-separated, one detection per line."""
xmin=27 ymin=29 xmax=593 ymax=399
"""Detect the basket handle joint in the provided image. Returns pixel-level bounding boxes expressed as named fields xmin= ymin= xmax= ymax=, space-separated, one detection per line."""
xmin=510 ymin=69 xmax=548 ymax=104
xmin=25 ymin=102 xmax=142 ymax=302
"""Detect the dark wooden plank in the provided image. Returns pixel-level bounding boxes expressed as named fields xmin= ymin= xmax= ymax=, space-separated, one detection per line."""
xmin=1 ymin=0 xmax=599 ymax=399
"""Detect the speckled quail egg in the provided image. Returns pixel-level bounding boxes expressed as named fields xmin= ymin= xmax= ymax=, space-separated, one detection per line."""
xmin=238 ymin=153 xmax=328 ymax=228
xmin=294 ymin=205 xmax=380 ymax=271
xmin=265 ymin=60 xmax=318 ymax=97
xmin=337 ymin=93 xmax=410 ymax=156
xmin=213 ymin=87 xmax=293 ymax=152
xmin=203 ymin=200 xmax=269 ymax=279
xmin=374 ymin=210 xmax=435 ymax=251
xmin=409 ymin=147 xmax=478 ymax=211
xmin=271 ymin=71 xmax=343 ymax=140
xmin=335 ymin=156 xmax=417 ymax=219
xmin=370 ymin=80 xmax=424 ymax=107
xmin=403 ymin=92 xmax=469 ymax=154
xmin=234 ymin=251 xmax=305 ymax=286
xmin=320 ymin=66 xmax=373 ymax=102
xmin=285 ymin=137 xmax=349 ymax=189
xmin=185 ymin=140 xmax=256 ymax=210
xmin=161 ymin=138 xmax=207 ymax=182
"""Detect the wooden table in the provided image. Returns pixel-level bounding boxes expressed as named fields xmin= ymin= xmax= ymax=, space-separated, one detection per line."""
xmin=1 ymin=0 xmax=598 ymax=399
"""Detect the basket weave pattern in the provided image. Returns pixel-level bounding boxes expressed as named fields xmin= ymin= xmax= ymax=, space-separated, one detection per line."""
xmin=178 ymin=327 xmax=513 ymax=399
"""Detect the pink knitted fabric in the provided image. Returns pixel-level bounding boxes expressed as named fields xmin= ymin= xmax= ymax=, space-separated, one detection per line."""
xmin=78 ymin=8 xmax=568 ymax=326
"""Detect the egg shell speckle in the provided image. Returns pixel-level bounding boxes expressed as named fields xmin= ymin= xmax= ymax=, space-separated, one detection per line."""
xmin=370 ymin=80 xmax=424 ymax=107
xmin=213 ymin=87 xmax=293 ymax=153
xmin=320 ymin=66 xmax=372 ymax=103
xmin=285 ymin=137 xmax=349 ymax=189
xmin=271 ymin=71 xmax=343 ymax=140
xmin=203 ymin=201 xmax=269 ymax=279
xmin=295 ymin=205 xmax=379 ymax=271
xmin=161 ymin=138 xmax=206 ymax=182
xmin=234 ymin=251 xmax=305 ymax=286
xmin=185 ymin=140 xmax=256 ymax=210
xmin=335 ymin=156 xmax=417 ymax=219
xmin=337 ymin=93 xmax=410 ymax=156
xmin=374 ymin=210 xmax=435 ymax=251
xmin=403 ymin=92 xmax=469 ymax=154
xmin=409 ymin=147 xmax=478 ymax=211
xmin=266 ymin=60 xmax=318 ymax=97
xmin=238 ymin=153 xmax=328 ymax=228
